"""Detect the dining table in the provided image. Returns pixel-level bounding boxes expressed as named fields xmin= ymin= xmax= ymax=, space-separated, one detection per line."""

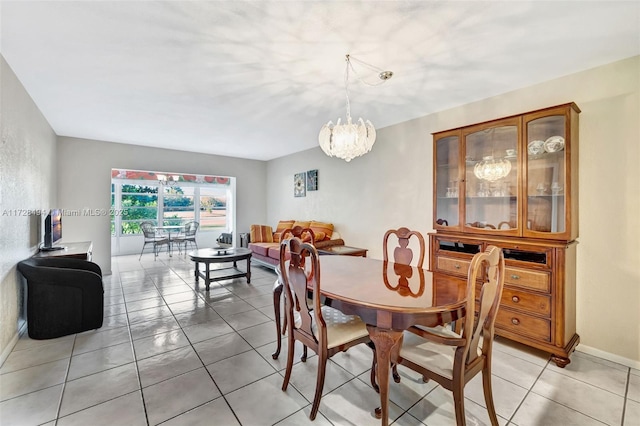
xmin=272 ymin=255 xmax=468 ymax=426
xmin=153 ymin=225 xmax=185 ymax=256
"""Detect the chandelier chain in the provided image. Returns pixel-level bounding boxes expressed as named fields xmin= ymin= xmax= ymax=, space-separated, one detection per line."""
xmin=348 ymin=55 xmax=390 ymax=87
xmin=344 ymin=55 xmax=352 ymax=121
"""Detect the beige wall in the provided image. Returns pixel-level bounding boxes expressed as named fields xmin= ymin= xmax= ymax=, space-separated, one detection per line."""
xmin=0 ymin=56 xmax=58 ymax=360
xmin=267 ymin=56 xmax=640 ymax=364
xmin=57 ymin=138 xmax=268 ymax=275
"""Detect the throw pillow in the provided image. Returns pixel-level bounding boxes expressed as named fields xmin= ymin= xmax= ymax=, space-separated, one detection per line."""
xmin=273 ymin=220 xmax=295 ymax=242
xmin=293 ymin=221 xmax=311 ymax=229
xmin=250 ymin=224 xmax=274 ymax=243
xmin=310 ymin=221 xmax=334 ymax=240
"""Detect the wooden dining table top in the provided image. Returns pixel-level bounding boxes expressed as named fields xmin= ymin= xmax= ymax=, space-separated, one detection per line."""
xmin=316 ymin=255 xmax=468 ymax=329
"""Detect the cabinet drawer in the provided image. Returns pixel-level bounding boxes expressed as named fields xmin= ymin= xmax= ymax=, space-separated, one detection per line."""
xmin=505 ymin=267 xmax=550 ymax=293
xmin=501 ymin=287 xmax=551 ymax=317
xmin=475 ymin=286 xmax=551 ymax=317
xmin=436 ymin=256 xmax=471 ymax=277
xmin=495 ymin=308 xmax=551 ymax=342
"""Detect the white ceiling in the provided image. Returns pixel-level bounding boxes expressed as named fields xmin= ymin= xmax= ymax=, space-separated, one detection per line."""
xmin=1 ymin=1 xmax=639 ymax=161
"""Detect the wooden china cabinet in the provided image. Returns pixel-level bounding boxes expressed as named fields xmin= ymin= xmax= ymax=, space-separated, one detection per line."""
xmin=430 ymin=103 xmax=580 ymax=367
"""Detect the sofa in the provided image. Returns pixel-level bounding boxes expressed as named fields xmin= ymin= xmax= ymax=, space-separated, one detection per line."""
xmin=248 ymin=220 xmax=345 ymax=269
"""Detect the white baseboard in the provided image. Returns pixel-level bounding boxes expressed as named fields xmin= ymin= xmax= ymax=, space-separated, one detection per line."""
xmin=0 ymin=322 xmax=26 ymax=367
xmin=576 ymin=344 xmax=640 ymax=370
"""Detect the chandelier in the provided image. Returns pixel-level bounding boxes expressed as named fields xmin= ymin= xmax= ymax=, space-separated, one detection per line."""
xmin=473 ymin=128 xmax=511 ymax=181
xmin=473 ymin=156 xmax=512 ymax=182
xmin=157 ymin=174 xmax=179 ymax=186
xmin=318 ymin=54 xmax=393 ymax=162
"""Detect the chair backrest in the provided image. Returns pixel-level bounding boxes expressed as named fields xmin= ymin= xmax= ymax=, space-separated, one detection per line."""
xmin=281 ymin=226 xmax=315 ymax=244
xmin=383 ymin=227 xmax=426 ymax=268
xmin=141 ymin=221 xmax=156 ymax=239
xmin=185 ymin=221 xmax=199 ymax=236
xmin=462 ymin=245 xmax=505 ymax=365
xmin=279 ymin=237 xmax=323 ymax=346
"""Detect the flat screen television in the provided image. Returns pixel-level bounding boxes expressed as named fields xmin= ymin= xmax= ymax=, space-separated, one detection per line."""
xmin=42 ymin=209 xmax=64 ymax=251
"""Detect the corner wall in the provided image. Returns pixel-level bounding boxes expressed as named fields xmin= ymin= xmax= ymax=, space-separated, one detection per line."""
xmin=267 ymin=56 xmax=640 ymax=364
xmin=0 ymin=56 xmax=57 ymax=360
xmin=56 ymin=138 xmax=268 ymax=274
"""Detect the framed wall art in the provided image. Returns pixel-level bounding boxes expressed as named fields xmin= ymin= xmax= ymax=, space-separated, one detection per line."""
xmin=306 ymin=169 xmax=318 ymax=191
xmin=294 ymin=172 xmax=306 ymax=197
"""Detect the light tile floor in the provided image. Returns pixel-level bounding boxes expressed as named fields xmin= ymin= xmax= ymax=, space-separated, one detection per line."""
xmin=1 ymin=254 xmax=638 ymax=426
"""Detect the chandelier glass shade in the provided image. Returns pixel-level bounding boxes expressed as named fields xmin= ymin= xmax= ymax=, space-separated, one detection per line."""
xmin=473 ymin=156 xmax=511 ymax=182
xmin=318 ymin=54 xmax=390 ymax=162
xmin=318 ymin=117 xmax=376 ymax=163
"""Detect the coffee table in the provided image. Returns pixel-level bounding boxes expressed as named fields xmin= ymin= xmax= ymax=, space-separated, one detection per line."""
xmin=188 ymin=247 xmax=252 ymax=290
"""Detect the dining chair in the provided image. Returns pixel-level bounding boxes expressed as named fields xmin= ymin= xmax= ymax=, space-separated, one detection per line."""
xmin=392 ymin=245 xmax=505 ymax=426
xmin=279 ymin=237 xmax=371 ymax=420
xmin=174 ymin=221 xmax=199 ymax=254
xmin=272 ymin=225 xmax=317 ymax=357
xmin=139 ymin=221 xmax=170 ymax=260
xmin=371 ymin=227 xmax=426 ymax=389
xmin=382 ymin=227 xmax=426 ymax=268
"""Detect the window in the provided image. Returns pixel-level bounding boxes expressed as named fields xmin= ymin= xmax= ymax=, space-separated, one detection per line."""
xmin=199 ymin=187 xmax=227 ymax=230
xmin=121 ymin=184 xmax=159 ymax=234
xmin=110 ymin=169 xmax=233 ymax=239
xmin=163 ymin=186 xmax=194 ymax=226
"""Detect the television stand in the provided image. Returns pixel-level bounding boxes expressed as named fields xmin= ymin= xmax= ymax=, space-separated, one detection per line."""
xmin=34 ymin=241 xmax=92 ymax=261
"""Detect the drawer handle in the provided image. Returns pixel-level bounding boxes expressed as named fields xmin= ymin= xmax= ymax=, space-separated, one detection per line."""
xmin=511 ymin=318 xmax=520 ymax=326
xmin=511 ymin=296 xmax=520 ymax=303
xmin=511 ymin=274 xmax=520 ymax=280
xmin=454 ymin=264 xmax=461 ymax=269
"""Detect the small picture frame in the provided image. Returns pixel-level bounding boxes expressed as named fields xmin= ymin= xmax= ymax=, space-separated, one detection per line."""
xmin=294 ymin=172 xmax=306 ymax=197
xmin=306 ymin=169 xmax=318 ymax=191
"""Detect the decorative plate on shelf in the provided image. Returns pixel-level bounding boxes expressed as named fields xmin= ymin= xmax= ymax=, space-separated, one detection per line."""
xmin=527 ymin=140 xmax=545 ymax=156
xmin=544 ymin=135 xmax=565 ymax=153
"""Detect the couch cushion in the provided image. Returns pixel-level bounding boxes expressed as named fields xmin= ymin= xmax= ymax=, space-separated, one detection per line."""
xmin=250 ymin=225 xmax=274 ymax=243
xmin=248 ymin=242 xmax=278 ymax=257
xmin=268 ymin=245 xmax=291 ymax=261
xmin=310 ymin=221 xmax=334 ymax=240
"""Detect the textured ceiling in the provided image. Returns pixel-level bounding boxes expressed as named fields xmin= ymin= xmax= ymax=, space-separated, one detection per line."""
xmin=1 ymin=1 xmax=639 ymax=160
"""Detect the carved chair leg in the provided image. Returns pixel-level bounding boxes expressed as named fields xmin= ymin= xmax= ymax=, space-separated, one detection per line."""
xmin=367 ymin=341 xmax=379 ymax=393
xmin=452 ymin=376 xmax=466 ymax=426
xmin=310 ymin=353 xmax=327 ymax=420
xmin=271 ymin=283 xmax=283 ymax=359
xmin=392 ymin=364 xmax=401 ymax=383
xmin=281 ymin=328 xmax=295 ymax=392
xmin=482 ymin=364 xmax=499 ymax=426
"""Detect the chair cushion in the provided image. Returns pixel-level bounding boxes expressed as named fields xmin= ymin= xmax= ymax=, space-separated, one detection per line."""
xmin=400 ymin=328 xmax=481 ymax=380
xmin=312 ymin=306 xmax=369 ymax=349
xmin=310 ymin=221 xmax=334 ymax=241
xmin=250 ymin=225 xmax=274 ymax=243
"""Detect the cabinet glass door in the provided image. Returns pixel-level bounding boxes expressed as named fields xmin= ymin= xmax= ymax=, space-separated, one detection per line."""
xmin=464 ymin=124 xmax=519 ymax=232
xmin=525 ymin=114 xmax=566 ymax=235
xmin=434 ymin=135 xmax=460 ymax=229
